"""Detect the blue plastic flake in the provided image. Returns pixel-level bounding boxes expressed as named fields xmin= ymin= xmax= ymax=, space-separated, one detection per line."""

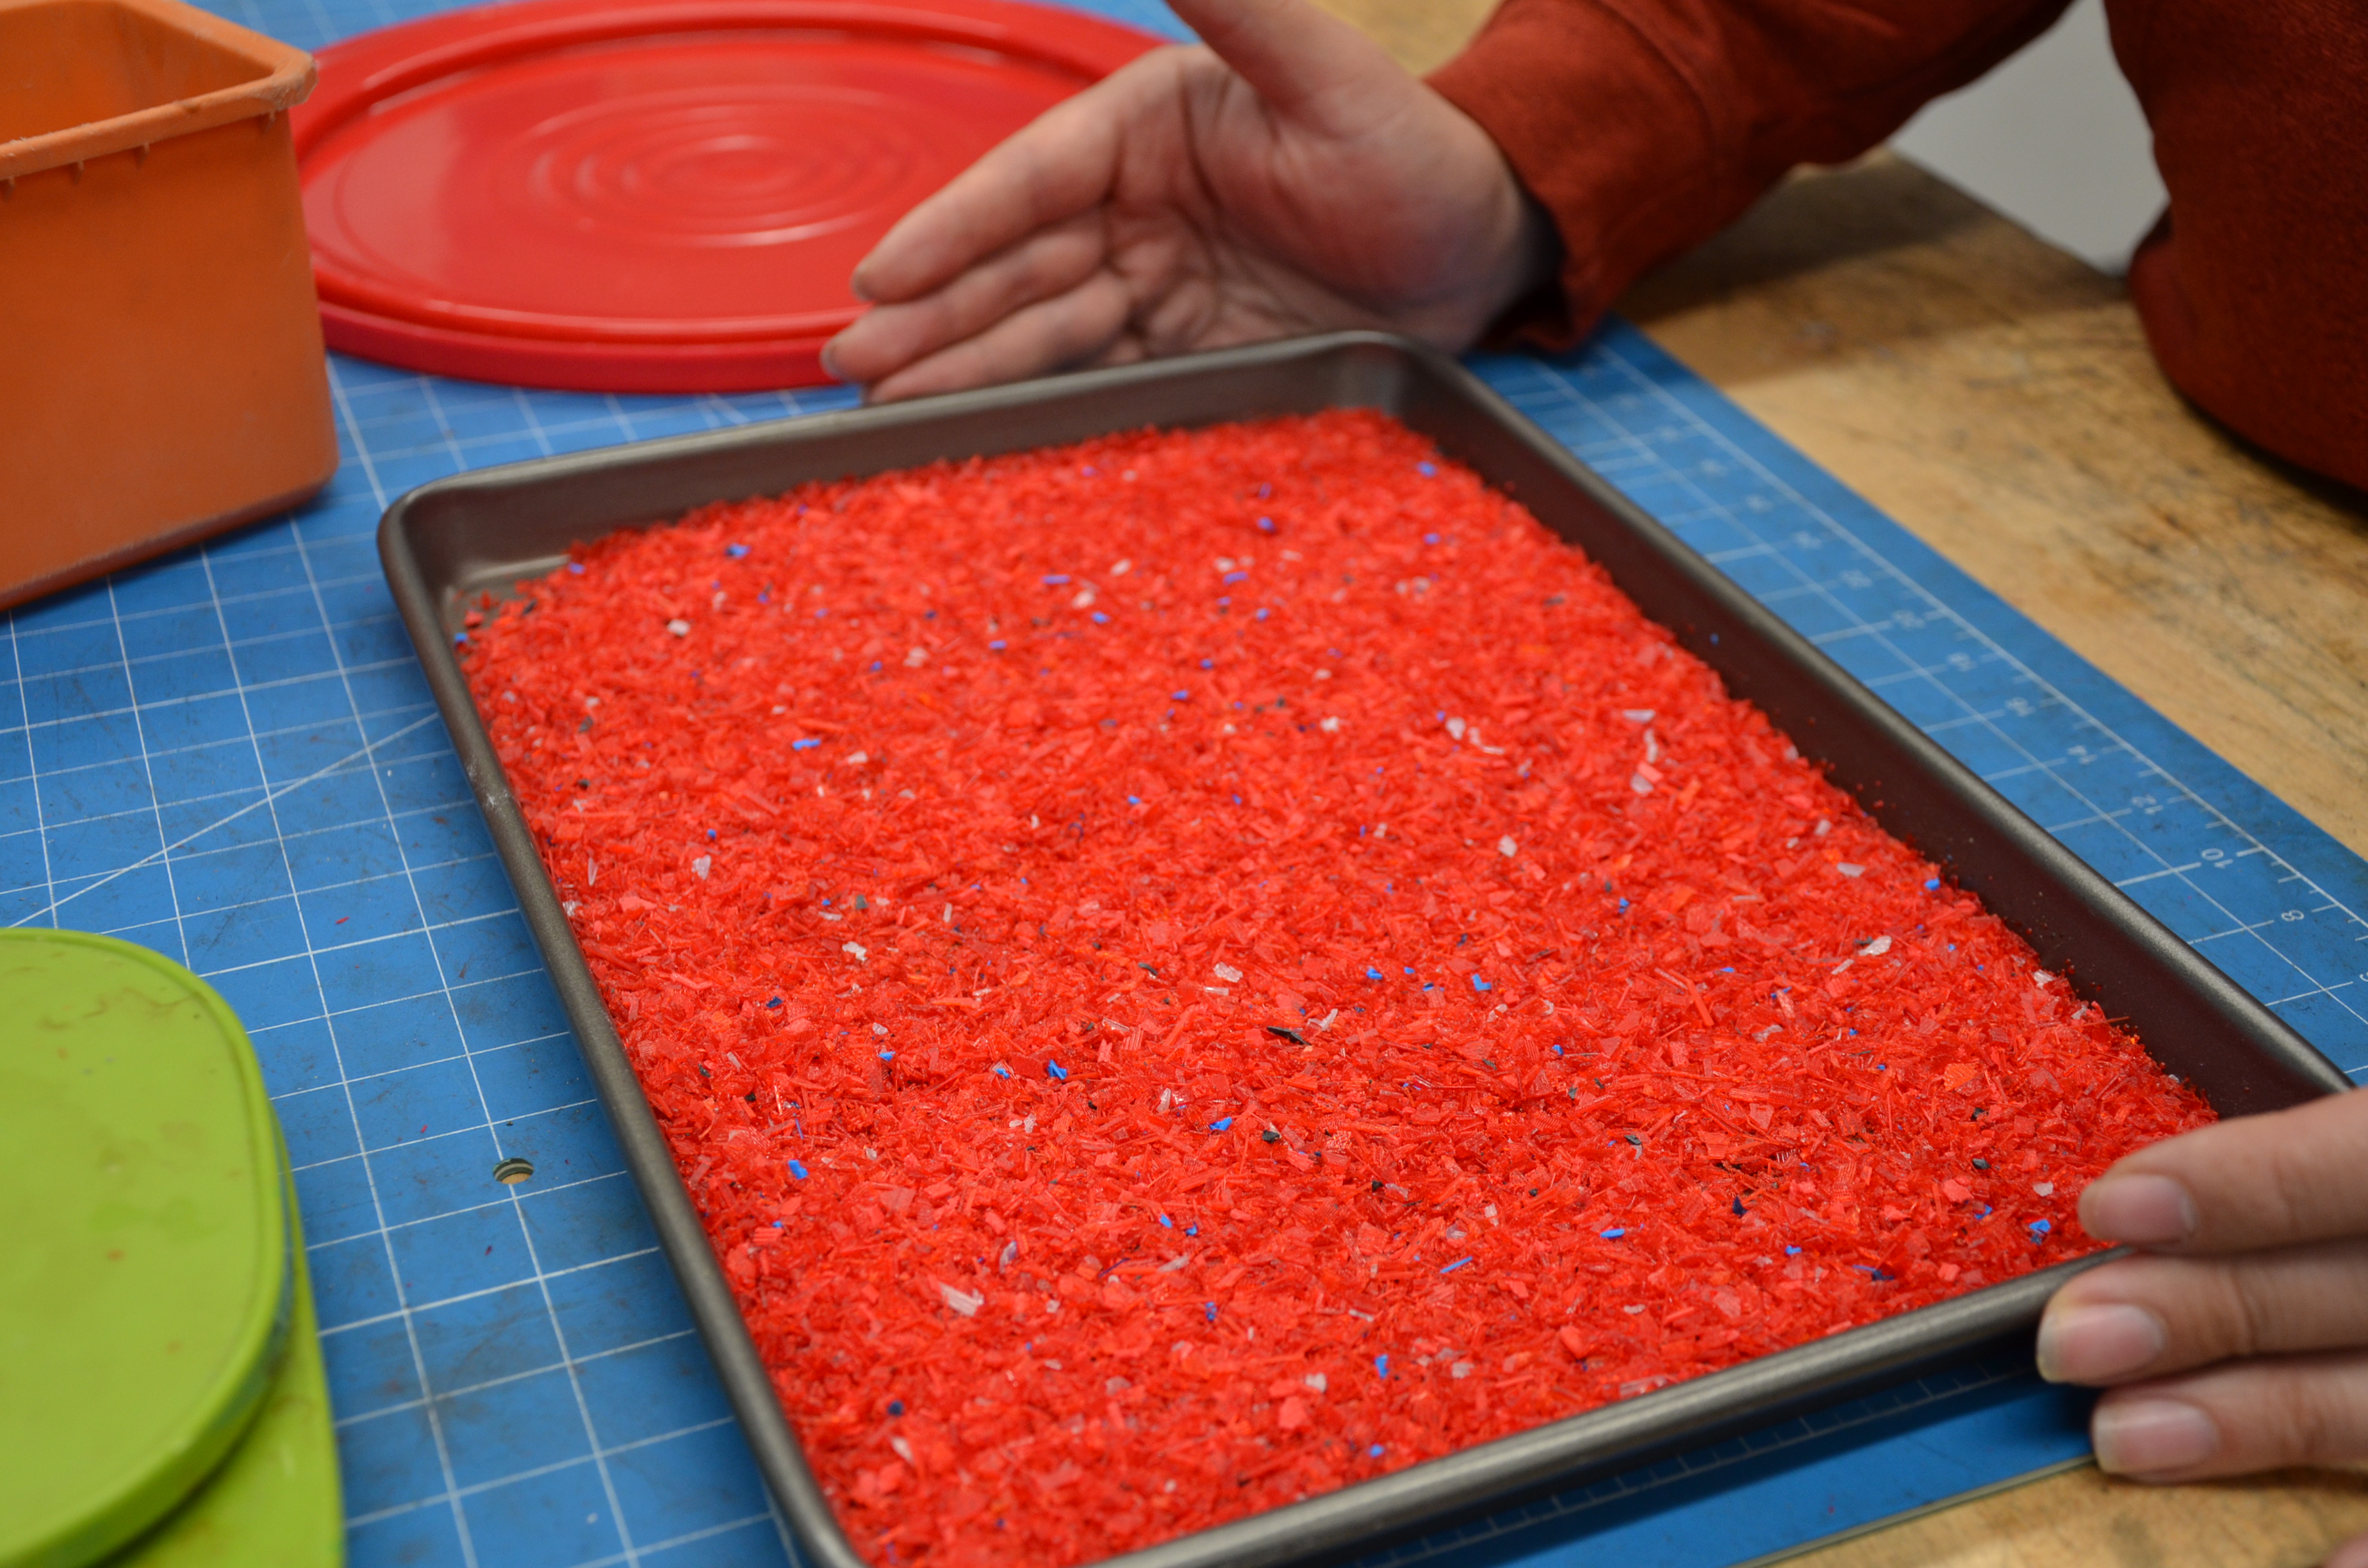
xmin=1925 ymin=878 xmax=1943 ymax=890
xmin=887 ymin=1400 xmax=905 ymax=1416
xmin=1422 ymin=532 xmax=1440 ymax=546
xmin=870 ymin=660 xmax=882 ymax=671
xmin=1785 ymin=1245 xmax=1801 ymax=1255
xmin=1552 ymin=1043 xmax=1565 ymax=1055
xmin=706 ymin=828 xmax=718 ymax=840
xmin=567 ymin=561 xmax=587 ymax=574
xmin=1403 ymin=967 xmax=1415 ymax=976
xmin=1255 ymin=608 xmax=1269 ymax=620
xmin=1600 ymin=1227 xmax=1627 ymax=1240
xmin=1046 ymin=1061 xmax=1068 ymax=1081
xmin=992 ymin=1065 xmax=1010 ymax=1079
xmin=1185 ymin=1224 xmax=1198 ymax=1237
xmin=1374 ymin=1355 xmax=1390 ymax=1378
xmin=1366 ymin=967 xmax=1385 ymax=981
xmin=1369 ymin=1444 xmax=1385 ymax=1458
xmin=1210 ymin=1117 xmax=1235 ymax=1132
xmin=1256 ymin=516 xmax=1276 ymax=533
xmin=1222 ymin=571 xmax=1248 ymax=584
xmin=1618 ymin=897 xmax=1631 ymax=913
xmin=1091 ymin=611 xmax=1110 ymax=624
xmin=989 ymin=639 xmax=1007 ymax=651
xmin=1158 ymin=1214 xmax=1173 ymax=1228
xmin=879 ymin=1050 xmax=895 ymax=1061
xmin=1440 ymin=1257 xmax=1474 ymax=1275
xmin=1199 ymin=657 xmax=1213 ymax=669
xmin=1172 ymin=689 xmax=1190 ymax=701
xmin=1128 ymin=795 xmax=1143 ymax=806
xmin=787 ymin=1161 xmax=809 ymax=1180
xmin=1470 ymin=975 xmax=1492 ymax=992
xmin=1043 ymin=574 xmax=1071 ymax=585
xmin=2030 ymin=1219 xmax=2053 ymax=1241
xmin=766 ymin=997 xmax=784 ymax=1008
xmin=791 ymin=738 xmax=821 ymax=751
xmin=1205 ymin=1302 xmax=1219 ymax=1323
xmin=452 ymin=632 xmax=468 ymax=645
xmin=726 ymin=543 xmax=750 ymax=558
xmin=1417 ymin=461 xmax=1438 ymax=477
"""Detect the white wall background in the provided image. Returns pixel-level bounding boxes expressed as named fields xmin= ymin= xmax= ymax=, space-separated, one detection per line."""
xmin=1889 ymin=0 xmax=2166 ymax=273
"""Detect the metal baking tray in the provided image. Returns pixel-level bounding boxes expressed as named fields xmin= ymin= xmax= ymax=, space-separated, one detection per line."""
xmin=381 ymin=332 xmax=2348 ymax=1568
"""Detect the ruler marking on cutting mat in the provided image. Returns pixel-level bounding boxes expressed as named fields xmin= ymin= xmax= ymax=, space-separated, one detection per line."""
xmin=7 ymin=8 xmax=2359 ymax=1560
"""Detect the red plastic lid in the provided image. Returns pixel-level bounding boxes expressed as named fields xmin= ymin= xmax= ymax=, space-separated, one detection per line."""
xmin=293 ymin=0 xmax=1159 ymax=392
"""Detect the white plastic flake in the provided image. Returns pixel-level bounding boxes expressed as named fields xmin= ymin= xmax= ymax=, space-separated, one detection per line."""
xmin=1622 ymin=709 xmax=1655 ymax=723
xmin=1498 ymin=836 xmax=1518 ymax=858
xmin=1319 ymin=716 xmax=1342 ymax=733
xmin=666 ymin=618 xmax=691 ymax=637
xmin=1861 ymin=935 xmax=1893 ymax=956
xmin=939 ymin=1284 xmax=985 ymax=1317
xmin=1630 ymin=772 xmax=1654 ymax=795
xmin=691 ymin=856 xmax=712 ymax=879
xmin=1213 ymin=963 xmax=1244 ymax=983
xmin=2033 ymin=969 xmax=2057 ymax=988
xmin=2034 ymin=1182 xmax=2056 ymax=1196
xmin=905 ymin=646 xmax=929 ymax=667
xmin=1835 ymin=863 xmax=1866 ymax=878
xmin=1303 ymin=1373 xmax=1328 ymax=1393
xmin=1445 ymin=717 xmax=1467 ymax=739
xmin=843 ymin=940 xmax=869 ymax=963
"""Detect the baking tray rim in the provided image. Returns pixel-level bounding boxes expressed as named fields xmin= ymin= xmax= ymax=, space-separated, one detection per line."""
xmin=377 ymin=329 xmax=2349 ymax=1568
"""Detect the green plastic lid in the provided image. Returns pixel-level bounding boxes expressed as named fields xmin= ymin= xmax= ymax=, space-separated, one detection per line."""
xmin=0 ymin=931 xmax=291 ymax=1568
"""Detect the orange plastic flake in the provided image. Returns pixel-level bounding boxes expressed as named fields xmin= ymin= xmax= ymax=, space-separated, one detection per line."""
xmin=461 ymin=411 xmax=2211 ymax=1567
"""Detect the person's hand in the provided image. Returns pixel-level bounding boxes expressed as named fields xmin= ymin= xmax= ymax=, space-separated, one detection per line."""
xmin=2038 ymin=1084 xmax=2368 ymax=1566
xmin=820 ymin=0 xmax=1554 ymax=402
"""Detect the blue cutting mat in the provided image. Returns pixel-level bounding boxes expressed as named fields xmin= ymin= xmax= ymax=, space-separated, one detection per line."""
xmin=4 ymin=2 xmax=2362 ymax=1564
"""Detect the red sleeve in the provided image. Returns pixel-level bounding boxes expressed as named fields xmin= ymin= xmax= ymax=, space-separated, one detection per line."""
xmin=1427 ymin=0 xmax=2075 ymax=344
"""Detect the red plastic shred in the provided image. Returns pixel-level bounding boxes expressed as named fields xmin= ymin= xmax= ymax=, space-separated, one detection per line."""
xmin=461 ymin=411 xmax=2212 ymax=1567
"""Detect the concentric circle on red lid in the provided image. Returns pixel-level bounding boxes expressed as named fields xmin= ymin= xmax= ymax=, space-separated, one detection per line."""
xmin=293 ymin=0 xmax=1162 ymax=392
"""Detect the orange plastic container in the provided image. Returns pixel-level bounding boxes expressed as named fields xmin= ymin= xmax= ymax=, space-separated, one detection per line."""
xmin=0 ymin=0 xmax=337 ymax=610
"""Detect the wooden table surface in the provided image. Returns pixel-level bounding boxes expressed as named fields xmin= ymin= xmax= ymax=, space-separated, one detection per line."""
xmin=1304 ymin=1 xmax=2368 ymax=1564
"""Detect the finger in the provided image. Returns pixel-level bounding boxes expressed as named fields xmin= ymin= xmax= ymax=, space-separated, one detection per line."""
xmin=2078 ymin=1084 xmax=2368 ymax=1254
xmin=826 ymin=215 xmax=1106 ymax=386
xmin=849 ymin=59 xmax=1162 ymax=306
xmin=2329 ymin=1529 xmax=2368 ymax=1568
xmin=2089 ymin=1349 xmax=2368 ymax=1482
xmin=1165 ymin=0 xmax=1405 ymax=122
xmin=862 ymin=269 xmax=1136 ymax=404
xmin=2037 ymin=1239 xmax=2368 ymax=1384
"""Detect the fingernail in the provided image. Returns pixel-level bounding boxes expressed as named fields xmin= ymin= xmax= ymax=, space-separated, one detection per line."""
xmin=818 ymin=341 xmax=844 ymax=380
xmin=2081 ymin=1173 xmax=2198 ymax=1245
xmin=848 ymin=272 xmax=874 ymax=304
xmin=2093 ymin=1398 xmax=2217 ymax=1474
xmin=2035 ymin=1303 xmax=2166 ymax=1383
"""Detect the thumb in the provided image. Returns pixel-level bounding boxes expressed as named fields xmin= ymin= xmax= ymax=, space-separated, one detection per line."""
xmin=1165 ymin=0 xmax=1409 ymax=120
